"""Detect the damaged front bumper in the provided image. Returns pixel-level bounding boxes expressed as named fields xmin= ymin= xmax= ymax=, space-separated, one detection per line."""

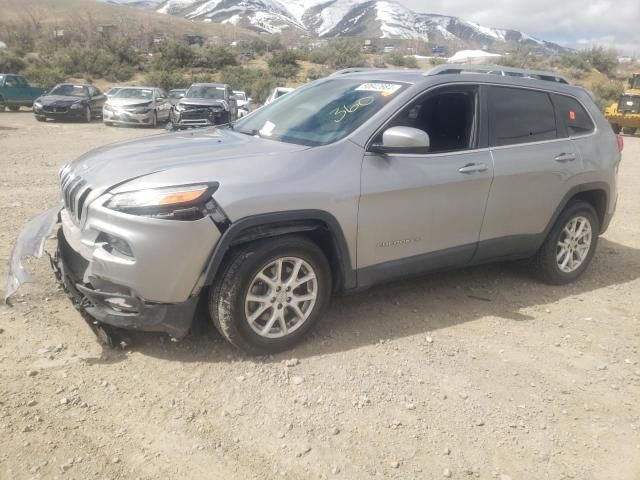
xmin=4 ymin=208 xmax=200 ymax=345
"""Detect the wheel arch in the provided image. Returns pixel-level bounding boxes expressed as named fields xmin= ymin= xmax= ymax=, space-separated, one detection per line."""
xmin=544 ymin=182 xmax=610 ymax=239
xmin=202 ymin=210 xmax=357 ymax=293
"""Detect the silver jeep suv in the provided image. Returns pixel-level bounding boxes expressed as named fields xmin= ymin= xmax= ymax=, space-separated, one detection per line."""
xmin=6 ymin=65 xmax=621 ymax=354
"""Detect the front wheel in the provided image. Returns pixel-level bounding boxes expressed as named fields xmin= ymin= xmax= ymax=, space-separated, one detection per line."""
xmin=531 ymin=201 xmax=599 ymax=285
xmin=210 ymin=236 xmax=332 ymax=354
xmin=150 ymin=111 xmax=158 ymax=128
xmin=84 ymin=106 xmax=92 ymax=123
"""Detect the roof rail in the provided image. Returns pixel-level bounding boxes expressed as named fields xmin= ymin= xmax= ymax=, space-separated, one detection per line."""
xmin=329 ymin=67 xmax=387 ymax=77
xmin=425 ymin=64 xmax=570 ymax=84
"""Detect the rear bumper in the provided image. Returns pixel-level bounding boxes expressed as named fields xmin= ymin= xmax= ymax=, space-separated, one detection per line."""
xmin=54 ymin=228 xmax=198 ymax=339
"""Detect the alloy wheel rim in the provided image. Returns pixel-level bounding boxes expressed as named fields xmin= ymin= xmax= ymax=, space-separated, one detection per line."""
xmin=244 ymin=257 xmax=318 ymax=339
xmin=556 ymin=216 xmax=592 ymax=273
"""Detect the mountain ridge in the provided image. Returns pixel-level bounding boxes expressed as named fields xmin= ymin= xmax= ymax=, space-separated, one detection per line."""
xmin=101 ymin=0 xmax=568 ymax=53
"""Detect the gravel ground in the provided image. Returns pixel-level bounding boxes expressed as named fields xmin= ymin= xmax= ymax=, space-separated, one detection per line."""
xmin=1 ymin=112 xmax=639 ymax=480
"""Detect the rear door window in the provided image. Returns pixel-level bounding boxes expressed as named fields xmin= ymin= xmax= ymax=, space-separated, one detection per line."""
xmin=553 ymin=94 xmax=595 ymax=136
xmin=488 ymin=86 xmax=557 ymax=146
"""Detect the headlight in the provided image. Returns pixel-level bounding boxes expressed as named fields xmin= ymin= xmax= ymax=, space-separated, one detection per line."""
xmin=103 ymin=104 xmax=114 ymax=112
xmin=70 ymin=103 xmax=83 ymax=110
xmin=33 ymin=101 xmax=42 ymax=109
xmin=105 ymin=184 xmax=219 ymax=220
xmin=175 ymin=103 xmax=186 ymax=112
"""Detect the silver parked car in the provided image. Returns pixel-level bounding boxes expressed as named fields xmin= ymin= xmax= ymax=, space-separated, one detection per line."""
xmin=6 ymin=65 xmax=622 ymax=354
xmin=103 ymin=87 xmax=171 ymax=128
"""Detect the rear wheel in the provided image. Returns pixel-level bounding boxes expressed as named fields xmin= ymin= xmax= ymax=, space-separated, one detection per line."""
xmin=0 ymin=97 xmax=5 ymax=112
xmin=531 ymin=201 xmax=599 ymax=285
xmin=622 ymin=127 xmax=637 ymax=135
xmin=210 ymin=236 xmax=332 ymax=354
xmin=8 ymin=105 xmax=20 ymax=112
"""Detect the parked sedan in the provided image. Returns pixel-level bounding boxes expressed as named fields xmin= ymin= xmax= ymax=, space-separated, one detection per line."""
xmin=33 ymin=83 xmax=105 ymax=122
xmin=103 ymin=87 xmax=171 ymax=128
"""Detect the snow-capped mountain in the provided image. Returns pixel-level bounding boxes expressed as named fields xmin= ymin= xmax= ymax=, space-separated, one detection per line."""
xmin=101 ymin=0 xmax=565 ymax=51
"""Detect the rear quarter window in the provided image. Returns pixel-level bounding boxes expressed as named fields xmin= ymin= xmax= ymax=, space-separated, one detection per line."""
xmin=553 ymin=94 xmax=595 ymax=136
xmin=488 ymin=86 xmax=557 ymax=147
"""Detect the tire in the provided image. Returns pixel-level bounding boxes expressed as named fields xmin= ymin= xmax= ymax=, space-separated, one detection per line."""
xmin=84 ymin=106 xmax=92 ymax=123
xmin=610 ymin=123 xmax=622 ymax=134
xmin=8 ymin=105 xmax=20 ymax=112
xmin=104 ymin=121 xmax=113 ymax=127
xmin=35 ymin=115 xmax=46 ymax=122
xmin=531 ymin=200 xmax=599 ymax=285
xmin=622 ymin=127 xmax=637 ymax=135
xmin=0 ymin=97 xmax=5 ymax=112
xmin=209 ymin=236 xmax=332 ymax=354
xmin=150 ymin=111 xmax=158 ymax=128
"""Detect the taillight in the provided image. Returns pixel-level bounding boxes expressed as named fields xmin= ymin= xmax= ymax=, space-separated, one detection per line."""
xmin=617 ymin=134 xmax=624 ymax=152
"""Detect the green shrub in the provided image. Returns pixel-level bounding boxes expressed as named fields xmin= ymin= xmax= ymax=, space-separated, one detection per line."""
xmin=585 ymin=46 xmax=618 ymax=76
xmin=383 ymin=51 xmax=418 ymax=68
xmin=0 ymin=52 xmax=27 ymax=73
xmin=308 ymin=40 xmax=367 ymax=70
xmin=200 ymin=46 xmax=237 ymax=70
xmin=144 ymin=70 xmax=188 ymax=91
xmin=219 ymin=66 xmax=278 ymax=103
xmin=268 ymin=50 xmax=300 ymax=78
xmin=22 ymin=63 xmax=66 ymax=88
xmin=592 ymin=80 xmax=625 ymax=110
xmin=152 ymin=41 xmax=197 ymax=71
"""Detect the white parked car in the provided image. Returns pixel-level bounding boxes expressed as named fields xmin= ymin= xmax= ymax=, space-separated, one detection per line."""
xmin=233 ymin=90 xmax=251 ymax=117
xmin=102 ymin=87 xmax=171 ymax=128
xmin=265 ymin=87 xmax=294 ymax=104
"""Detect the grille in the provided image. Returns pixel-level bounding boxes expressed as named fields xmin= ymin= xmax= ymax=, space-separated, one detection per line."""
xmin=60 ymin=168 xmax=92 ymax=224
xmin=43 ymin=106 xmax=68 ymax=113
xmin=180 ymin=106 xmax=213 ymax=120
xmin=618 ymin=95 xmax=640 ymax=114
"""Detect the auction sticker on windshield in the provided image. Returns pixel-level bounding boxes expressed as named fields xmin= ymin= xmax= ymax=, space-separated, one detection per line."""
xmin=355 ymin=83 xmax=402 ymax=96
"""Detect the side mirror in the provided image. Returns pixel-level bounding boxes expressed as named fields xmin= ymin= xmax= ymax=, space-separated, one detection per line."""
xmin=370 ymin=126 xmax=430 ymax=154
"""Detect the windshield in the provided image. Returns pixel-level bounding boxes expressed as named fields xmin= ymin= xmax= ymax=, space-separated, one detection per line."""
xmin=169 ymin=90 xmax=185 ymax=98
xmin=234 ymin=92 xmax=247 ymax=101
xmin=49 ymin=84 xmax=87 ymax=97
xmin=186 ymin=85 xmax=226 ymax=100
xmin=234 ymin=79 xmax=408 ymax=147
xmin=114 ymin=88 xmax=153 ymax=99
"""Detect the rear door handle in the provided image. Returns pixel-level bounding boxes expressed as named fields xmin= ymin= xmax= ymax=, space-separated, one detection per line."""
xmin=554 ymin=152 xmax=577 ymax=162
xmin=458 ymin=163 xmax=489 ymax=174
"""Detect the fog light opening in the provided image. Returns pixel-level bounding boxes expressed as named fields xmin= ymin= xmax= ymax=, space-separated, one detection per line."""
xmin=97 ymin=232 xmax=134 ymax=258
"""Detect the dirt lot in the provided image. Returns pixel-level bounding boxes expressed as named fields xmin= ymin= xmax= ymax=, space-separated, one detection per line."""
xmin=0 ymin=112 xmax=639 ymax=480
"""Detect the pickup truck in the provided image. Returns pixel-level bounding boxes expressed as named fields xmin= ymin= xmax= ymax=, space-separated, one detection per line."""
xmin=0 ymin=74 xmax=48 ymax=112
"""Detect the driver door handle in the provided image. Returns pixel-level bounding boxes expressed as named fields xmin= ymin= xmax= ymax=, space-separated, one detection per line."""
xmin=554 ymin=152 xmax=577 ymax=162
xmin=458 ymin=163 xmax=489 ymax=174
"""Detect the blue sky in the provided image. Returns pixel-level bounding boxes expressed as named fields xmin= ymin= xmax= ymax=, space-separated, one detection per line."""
xmin=401 ymin=0 xmax=640 ymax=54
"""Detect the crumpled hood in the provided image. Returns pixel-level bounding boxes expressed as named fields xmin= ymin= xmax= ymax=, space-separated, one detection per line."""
xmin=179 ymin=98 xmax=226 ymax=107
xmin=38 ymin=95 xmax=84 ymax=106
xmin=64 ymin=127 xmax=308 ymax=195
